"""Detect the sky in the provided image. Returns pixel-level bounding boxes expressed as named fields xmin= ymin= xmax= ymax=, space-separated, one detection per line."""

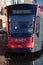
xmin=36 ymin=0 xmax=43 ymax=6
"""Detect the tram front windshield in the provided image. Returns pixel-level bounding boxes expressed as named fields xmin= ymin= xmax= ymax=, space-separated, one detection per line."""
xmin=9 ymin=14 xmax=34 ymax=37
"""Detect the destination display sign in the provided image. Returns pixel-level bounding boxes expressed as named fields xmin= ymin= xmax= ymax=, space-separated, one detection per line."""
xmin=12 ymin=10 xmax=32 ymax=14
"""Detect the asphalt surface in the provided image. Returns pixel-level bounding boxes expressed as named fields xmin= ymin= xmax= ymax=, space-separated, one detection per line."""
xmin=7 ymin=50 xmax=43 ymax=65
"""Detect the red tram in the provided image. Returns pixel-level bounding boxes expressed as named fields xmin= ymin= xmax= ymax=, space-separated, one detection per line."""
xmin=5 ymin=4 xmax=42 ymax=56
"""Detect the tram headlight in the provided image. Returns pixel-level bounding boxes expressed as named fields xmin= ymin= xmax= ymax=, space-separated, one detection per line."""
xmin=15 ymin=26 xmax=18 ymax=29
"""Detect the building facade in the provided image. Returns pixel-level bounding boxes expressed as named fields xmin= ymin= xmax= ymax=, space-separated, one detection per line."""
xmin=13 ymin=0 xmax=34 ymax=4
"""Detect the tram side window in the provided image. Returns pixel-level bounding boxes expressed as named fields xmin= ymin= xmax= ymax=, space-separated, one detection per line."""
xmin=36 ymin=16 xmax=40 ymax=37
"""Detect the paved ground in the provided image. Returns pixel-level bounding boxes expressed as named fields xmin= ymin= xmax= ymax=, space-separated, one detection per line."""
xmin=9 ymin=52 xmax=43 ymax=65
xmin=0 ymin=56 xmax=6 ymax=65
xmin=0 ymin=49 xmax=43 ymax=65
